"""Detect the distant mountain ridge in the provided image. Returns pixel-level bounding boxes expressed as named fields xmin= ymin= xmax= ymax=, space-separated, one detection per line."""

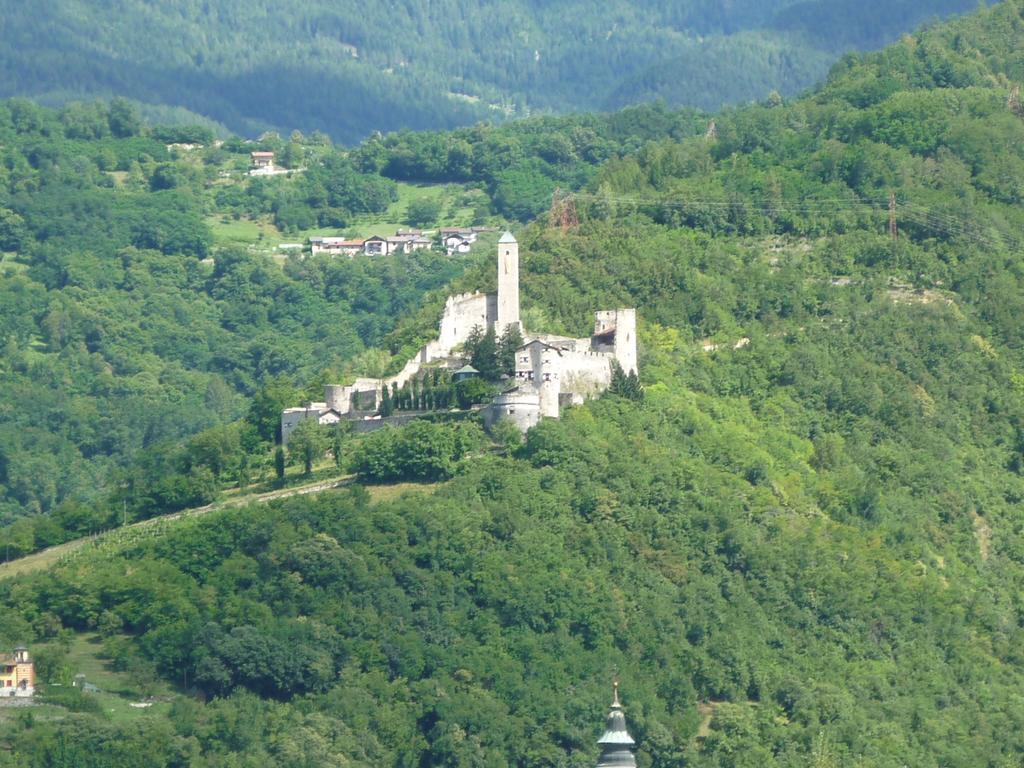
xmin=0 ymin=0 xmax=985 ymax=142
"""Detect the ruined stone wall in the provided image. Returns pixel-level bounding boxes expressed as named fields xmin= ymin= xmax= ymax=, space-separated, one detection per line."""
xmin=325 ymin=385 xmax=350 ymax=414
xmin=438 ymin=292 xmax=494 ymax=353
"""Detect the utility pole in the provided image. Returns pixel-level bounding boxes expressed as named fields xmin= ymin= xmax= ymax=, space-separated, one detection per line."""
xmin=889 ymin=192 xmax=898 ymax=242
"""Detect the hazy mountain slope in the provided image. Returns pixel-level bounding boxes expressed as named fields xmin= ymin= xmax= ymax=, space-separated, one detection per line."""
xmin=0 ymin=0 xmax=984 ymax=142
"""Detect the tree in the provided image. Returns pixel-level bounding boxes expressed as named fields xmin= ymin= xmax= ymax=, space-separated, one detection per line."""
xmin=463 ymin=325 xmax=484 ymax=359
xmin=274 ymin=447 xmax=286 ymax=482
xmin=353 ymin=421 xmax=480 ymax=482
xmin=607 ymin=361 xmax=643 ymax=401
xmin=406 ymin=198 xmax=443 ymax=227
xmin=489 ymin=418 xmax=524 ymax=453
xmin=250 ymin=379 xmax=300 ymax=443
xmin=330 ymin=422 xmax=351 ymax=469
xmin=497 ymin=325 xmax=524 ymax=377
xmin=455 ymin=377 xmax=493 ymax=409
xmin=187 ymin=424 xmax=242 ymax=479
xmin=288 ymin=419 xmax=328 ymax=476
xmin=0 ymin=209 xmax=28 ymax=251
xmin=108 ymin=97 xmax=141 ymax=138
xmin=470 ymin=326 xmax=501 ymax=381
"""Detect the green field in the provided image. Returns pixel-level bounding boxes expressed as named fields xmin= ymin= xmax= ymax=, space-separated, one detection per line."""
xmin=0 ymin=633 xmax=178 ymax=727
xmin=205 ymin=214 xmax=285 ymax=250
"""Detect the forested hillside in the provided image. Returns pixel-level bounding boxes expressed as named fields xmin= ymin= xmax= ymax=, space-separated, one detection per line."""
xmin=4 ymin=1 xmax=1024 ymax=766
xmin=0 ymin=0 xmax=983 ymax=142
xmin=0 ymin=98 xmax=702 ymax=536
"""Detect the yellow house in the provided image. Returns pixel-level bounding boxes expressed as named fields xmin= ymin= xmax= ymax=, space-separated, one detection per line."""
xmin=0 ymin=646 xmax=35 ymax=697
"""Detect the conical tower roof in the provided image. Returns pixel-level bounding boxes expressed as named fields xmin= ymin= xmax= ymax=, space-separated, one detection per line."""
xmin=596 ymin=682 xmax=636 ymax=768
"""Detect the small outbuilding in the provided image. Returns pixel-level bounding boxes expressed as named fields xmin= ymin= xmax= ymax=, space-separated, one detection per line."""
xmin=452 ymin=364 xmax=480 ymax=382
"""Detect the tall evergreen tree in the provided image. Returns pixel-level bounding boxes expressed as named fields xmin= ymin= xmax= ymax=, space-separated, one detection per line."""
xmin=471 ymin=326 xmax=501 ymax=381
xmin=498 ymin=325 xmax=525 ymax=377
xmin=608 ymin=361 xmax=643 ymax=401
xmin=274 ymin=447 xmax=286 ymax=482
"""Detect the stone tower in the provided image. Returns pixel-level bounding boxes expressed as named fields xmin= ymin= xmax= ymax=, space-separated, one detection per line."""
xmin=596 ymin=682 xmax=637 ymax=768
xmin=593 ymin=309 xmax=637 ymax=375
xmin=496 ymin=231 xmax=520 ymax=335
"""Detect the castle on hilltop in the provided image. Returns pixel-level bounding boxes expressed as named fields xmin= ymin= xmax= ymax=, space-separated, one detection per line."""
xmin=281 ymin=232 xmax=637 ymax=440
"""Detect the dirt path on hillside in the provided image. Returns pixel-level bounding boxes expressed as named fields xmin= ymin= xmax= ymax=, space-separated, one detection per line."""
xmin=0 ymin=475 xmax=355 ymax=579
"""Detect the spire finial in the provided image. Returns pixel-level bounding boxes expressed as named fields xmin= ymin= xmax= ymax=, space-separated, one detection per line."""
xmin=597 ymin=677 xmax=635 ymax=767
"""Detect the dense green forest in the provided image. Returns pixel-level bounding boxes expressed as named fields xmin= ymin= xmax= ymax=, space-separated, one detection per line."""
xmin=0 ymin=0 xmax=985 ymax=142
xmin=4 ymin=1 xmax=1024 ymax=766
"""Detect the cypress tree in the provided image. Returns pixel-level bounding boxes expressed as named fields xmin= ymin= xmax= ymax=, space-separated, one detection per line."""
xmin=471 ymin=326 xmax=501 ymax=380
xmin=626 ymin=370 xmax=643 ymax=400
xmin=498 ymin=325 xmax=524 ymax=377
xmin=274 ymin=446 xmax=286 ymax=482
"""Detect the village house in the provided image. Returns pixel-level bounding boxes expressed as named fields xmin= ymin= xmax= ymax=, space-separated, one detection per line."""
xmin=386 ymin=234 xmax=432 ymax=254
xmin=310 ymin=237 xmax=366 ymax=257
xmin=281 ymin=232 xmax=638 ymax=442
xmin=0 ymin=647 xmax=35 ymax=697
xmin=280 ymin=403 xmax=344 ymax=440
xmin=249 ymin=151 xmax=295 ymax=177
xmin=250 ymin=151 xmax=274 ymax=169
xmin=362 ymin=235 xmax=387 ymax=256
xmin=441 ymin=226 xmax=497 ymax=255
xmin=444 ymin=234 xmax=473 ymax=255
xmin=310 ymin=230 xmax=432 ymax=258
xmin=440 ymin=227 xmax=478 ymax=244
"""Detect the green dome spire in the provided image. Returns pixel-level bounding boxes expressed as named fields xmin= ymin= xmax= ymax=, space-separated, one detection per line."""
xmin=596 ymin=682 xmax=636 ymax=768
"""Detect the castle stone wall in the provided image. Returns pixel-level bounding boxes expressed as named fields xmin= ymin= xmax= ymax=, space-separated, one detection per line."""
xmin=557 ymin=349 xmax=615 ymax=398
xmin=483 ymin=389 xmax=541 ymax=432
xmin=594 ymin=308 xmax=637 ymax=374
xmin=438 ymin=292 xmax=493 ymax=353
